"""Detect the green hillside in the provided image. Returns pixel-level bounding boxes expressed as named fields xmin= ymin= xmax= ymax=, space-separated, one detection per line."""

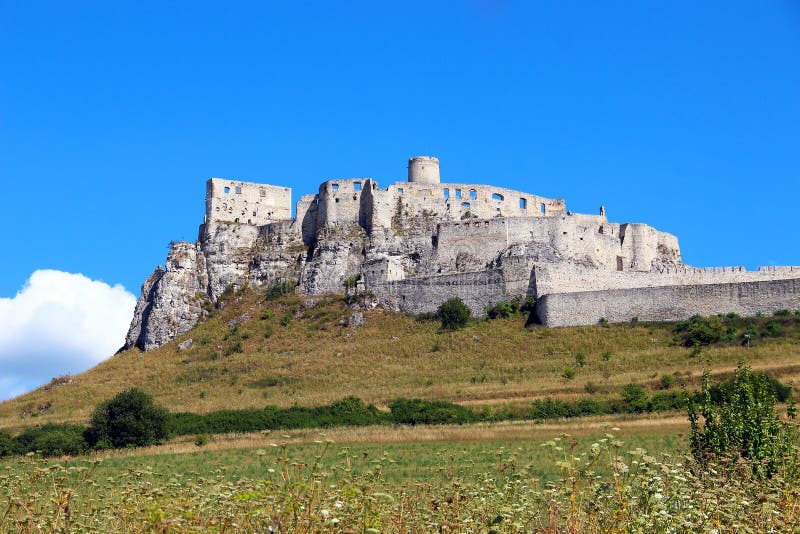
xmin=2 ymin=286 xmax=799 ymax=432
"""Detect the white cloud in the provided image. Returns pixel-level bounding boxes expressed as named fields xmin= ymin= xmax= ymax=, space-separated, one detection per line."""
xmin=0 ymin=270 xmax=136 ymax=401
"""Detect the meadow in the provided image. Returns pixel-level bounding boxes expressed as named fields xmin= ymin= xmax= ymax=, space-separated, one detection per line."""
xmin=2 ymin=417 xmax=797 ymax=532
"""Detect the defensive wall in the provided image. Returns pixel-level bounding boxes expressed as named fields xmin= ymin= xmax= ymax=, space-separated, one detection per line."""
xmin=536 ymin=278 xmax=800 ymax=327
xmin=206 ymin=178 xmax=291 ymax=225
xmin=373 ymin=270 xmax=512 ymax=316
xmin=532 ymin=263 xmax=800 ymax=297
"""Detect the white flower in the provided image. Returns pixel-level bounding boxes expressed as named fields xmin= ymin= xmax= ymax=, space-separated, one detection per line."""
xmin=321 ymin=509 xmax=330 ymax=518
xmin=334 ymin=501 xmax=343 ymax=509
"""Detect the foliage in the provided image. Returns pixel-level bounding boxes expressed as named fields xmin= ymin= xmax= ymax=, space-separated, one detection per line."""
xmin=688 ymin=364 xmax=798 ymax=477
xmin=388 ymin=398 xmax=477 ymax=425
xmin=12 ymin=424 xmax=88 ymax=457
xmin=437 ymin=297 xmax=471 ymax=331
xmin=674 ymin=314 xmax=727 ymax=347
xmin=484 ymin=300 xmax=520 ymax=319
xmin=265 ymin=281 xmax=295 ymax=300
xmin=169 ymin=397 xmax=384 ymax=436
xmin=84 ymin=388 xmax=169 ymax=449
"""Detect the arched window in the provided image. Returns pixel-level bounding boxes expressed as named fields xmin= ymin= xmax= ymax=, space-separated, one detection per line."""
xmin=540 ymin=203 xmax=546 ymax=214
xmin=461 ymin=202 xmax=471 ymax=208
xmin=332 ymin=183 xmax=339 ymax=192
xmin=469 ymin=189 xmax=477 ymax=200
xmin=492 ymin=193 xmax=504 ymax=201
xmin=224 ymin=186 xmax=230 ymax=194
xmin=519 ymin=198 xmax=527 ymax=209
xmin=443 ymin=188 xmax=450 ymax=199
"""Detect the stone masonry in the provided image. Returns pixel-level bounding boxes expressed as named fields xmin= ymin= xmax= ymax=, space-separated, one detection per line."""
xmin=124 ymin=156 xmax=800 ymax=350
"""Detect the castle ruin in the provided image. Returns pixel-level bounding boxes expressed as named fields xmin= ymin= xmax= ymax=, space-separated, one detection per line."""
xmin=124 ymin=156 xmax=800 ymax=351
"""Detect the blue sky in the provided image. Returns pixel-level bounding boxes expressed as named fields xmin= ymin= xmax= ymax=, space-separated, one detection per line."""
xmin=0 ymin=1 xmax=799 ymax=397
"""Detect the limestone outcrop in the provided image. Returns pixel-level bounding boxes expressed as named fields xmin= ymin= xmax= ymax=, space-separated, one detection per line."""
xmin=123 ymin=156 xmax=800 ymax=351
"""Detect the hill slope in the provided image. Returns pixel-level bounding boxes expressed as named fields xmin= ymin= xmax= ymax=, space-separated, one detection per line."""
xmin=2 ymin=287 xmax=799 ymax=431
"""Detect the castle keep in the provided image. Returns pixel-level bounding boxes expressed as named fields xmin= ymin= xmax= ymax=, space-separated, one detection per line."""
xmin=124 ymin=156 xmax=800 ymax=351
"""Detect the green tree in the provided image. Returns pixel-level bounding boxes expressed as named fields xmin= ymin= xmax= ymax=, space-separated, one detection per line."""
xmin=688 ymin=364 xmax=797 ymax=477
xmin=438 ymin=298 xmax=471 ymax=331
xmin=85 ymin=388 xmax=169 ymax=449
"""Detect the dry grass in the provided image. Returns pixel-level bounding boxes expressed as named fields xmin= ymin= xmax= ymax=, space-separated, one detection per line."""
xmin=2 ymin=287 xmax=798 ymax=431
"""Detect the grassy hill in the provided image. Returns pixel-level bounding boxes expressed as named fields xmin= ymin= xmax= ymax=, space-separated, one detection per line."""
xmin=2 ymin=286 xmax=800 ymax=431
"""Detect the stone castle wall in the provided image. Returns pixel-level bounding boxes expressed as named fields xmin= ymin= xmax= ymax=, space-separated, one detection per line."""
xmin=536 ymin=278 xmax=800 ymax=327
xmin=533 ymin=263 xmax=800 ymax=297
xmin=206 ymin=178 xmax=291 ymax=225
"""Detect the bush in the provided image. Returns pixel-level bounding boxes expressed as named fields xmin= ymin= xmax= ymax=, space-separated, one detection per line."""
xmin=438 ymin=298 xmax=471 ymax=331
xmin=620 ymin=383 xmax=647 ymax=412
xmin=266 ymin=281 xmax=295 ymax=300
xmin=389 ymin=398 xmax=476 ymax=425
xmin=658 ymin=374 xmax=674 ymax=390
xmin=0 ymin=430 xmax=15 ymax=457
xmin=674 ymin=315 xmax=725 ymax=347
xmin=688 ymin=364 xmax=797 ymax=477
xmin=13 ymin=424 xmax=88 ymax=457
xmin=484 ymin=300 xmax=520 ymax=319
xmin=85 ymin=388 xmax=169 ymax=449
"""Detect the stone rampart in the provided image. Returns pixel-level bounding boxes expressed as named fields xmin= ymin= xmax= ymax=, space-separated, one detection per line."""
xmin=374 ymin=270 xmax=509 ymax=316
xmin=536 ymin=278 xmax=800 ymax=327
xmin=533 ymin=263 xmax=800 ymax=297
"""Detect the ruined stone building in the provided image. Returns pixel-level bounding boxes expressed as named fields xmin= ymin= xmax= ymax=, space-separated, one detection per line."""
xmin=124 ymin=156 xmax=800 ymax=351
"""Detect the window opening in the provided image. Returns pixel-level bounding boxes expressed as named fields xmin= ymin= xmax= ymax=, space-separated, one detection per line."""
xmin=332 ymin=183 xmax=339 ymax=192
xmin=492 ymin=193 xmax=504 ymax=201
xmin=443 ymin=188 xmax=450 ymax=199
xmin=235 ymin=187 xmax=242 ymax=194
xmin=224 ymin=186 xmax=230 ymax=194
xmin=520 ymin=198 xmax=527 ymax=209
xmin=455 ymin=189 xmax=462 ymax=199
xmin=540 ymin=203 xmax=546 ymax=214
xmin=469 ymin=189 xmax=477 ymax=200
xmin=354 ymin=182 xmax=362 ymax=191
xmin=461 ymin=202 xmax=471 ymax=208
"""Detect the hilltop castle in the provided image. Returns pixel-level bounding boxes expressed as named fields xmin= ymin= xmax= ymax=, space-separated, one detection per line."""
xmin=124 ymin=156 xmax=800 ymax=351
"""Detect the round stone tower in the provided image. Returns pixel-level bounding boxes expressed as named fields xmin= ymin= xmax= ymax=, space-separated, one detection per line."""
xmin=407 ymin=156 xmax=440 ymax=184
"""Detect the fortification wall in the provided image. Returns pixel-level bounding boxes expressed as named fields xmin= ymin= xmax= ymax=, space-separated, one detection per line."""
xmin=533 ymin=263 xmax=800 ymax=297
xmin=389 ymin=181 xmax=565 ymax=222
xmin=374 ymin=270 xmax=509 ymax=316
xmin=206 ymin=178 xmax=291 ymax=225
xmin=315 ymin=179 xmax=368 ymax=229
xmin=536 ymin=278 xmax=800 ymax=327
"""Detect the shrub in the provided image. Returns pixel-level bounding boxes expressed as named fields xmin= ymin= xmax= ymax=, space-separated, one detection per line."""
xmin=438 ymin=297 xmax=471 ymax=331
xmin=194 ymin=434 xmax=208 ymax=447
xmin=389 ymin=398 xmax=476 ymax=425
xmin=266 ymin=281 xmax=295 ymax=300
xmin=0 ymin=430 xmax=15 ymax=457
xmin=584 ymin=381 xmax=599 ymax=394
xmin=601 ymin=351 xmax=612 ymax=361
xmin=561 ymin=368 xmax=575 ymax=380
xmin=674 ymin=315 xmax=725 ymax=347
xmin=621 ymin=383 xmax=647 ymax=412
xmin=574 ymin=352 xmax=586 ymax=367
xmin=85 ymin=388 xmax=169 ymax=449
xmin=688 ymin=364 xmax=797 ymax=477
xmin=484 ymin=300 xmax=520 ymax=319
xmin=658 ymin=374 xmax=674 ymax=390
xmin=708 ymin=371 xmax=791 ymax=404
xmin=13 ymin=424 xmax=88 ymax=457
